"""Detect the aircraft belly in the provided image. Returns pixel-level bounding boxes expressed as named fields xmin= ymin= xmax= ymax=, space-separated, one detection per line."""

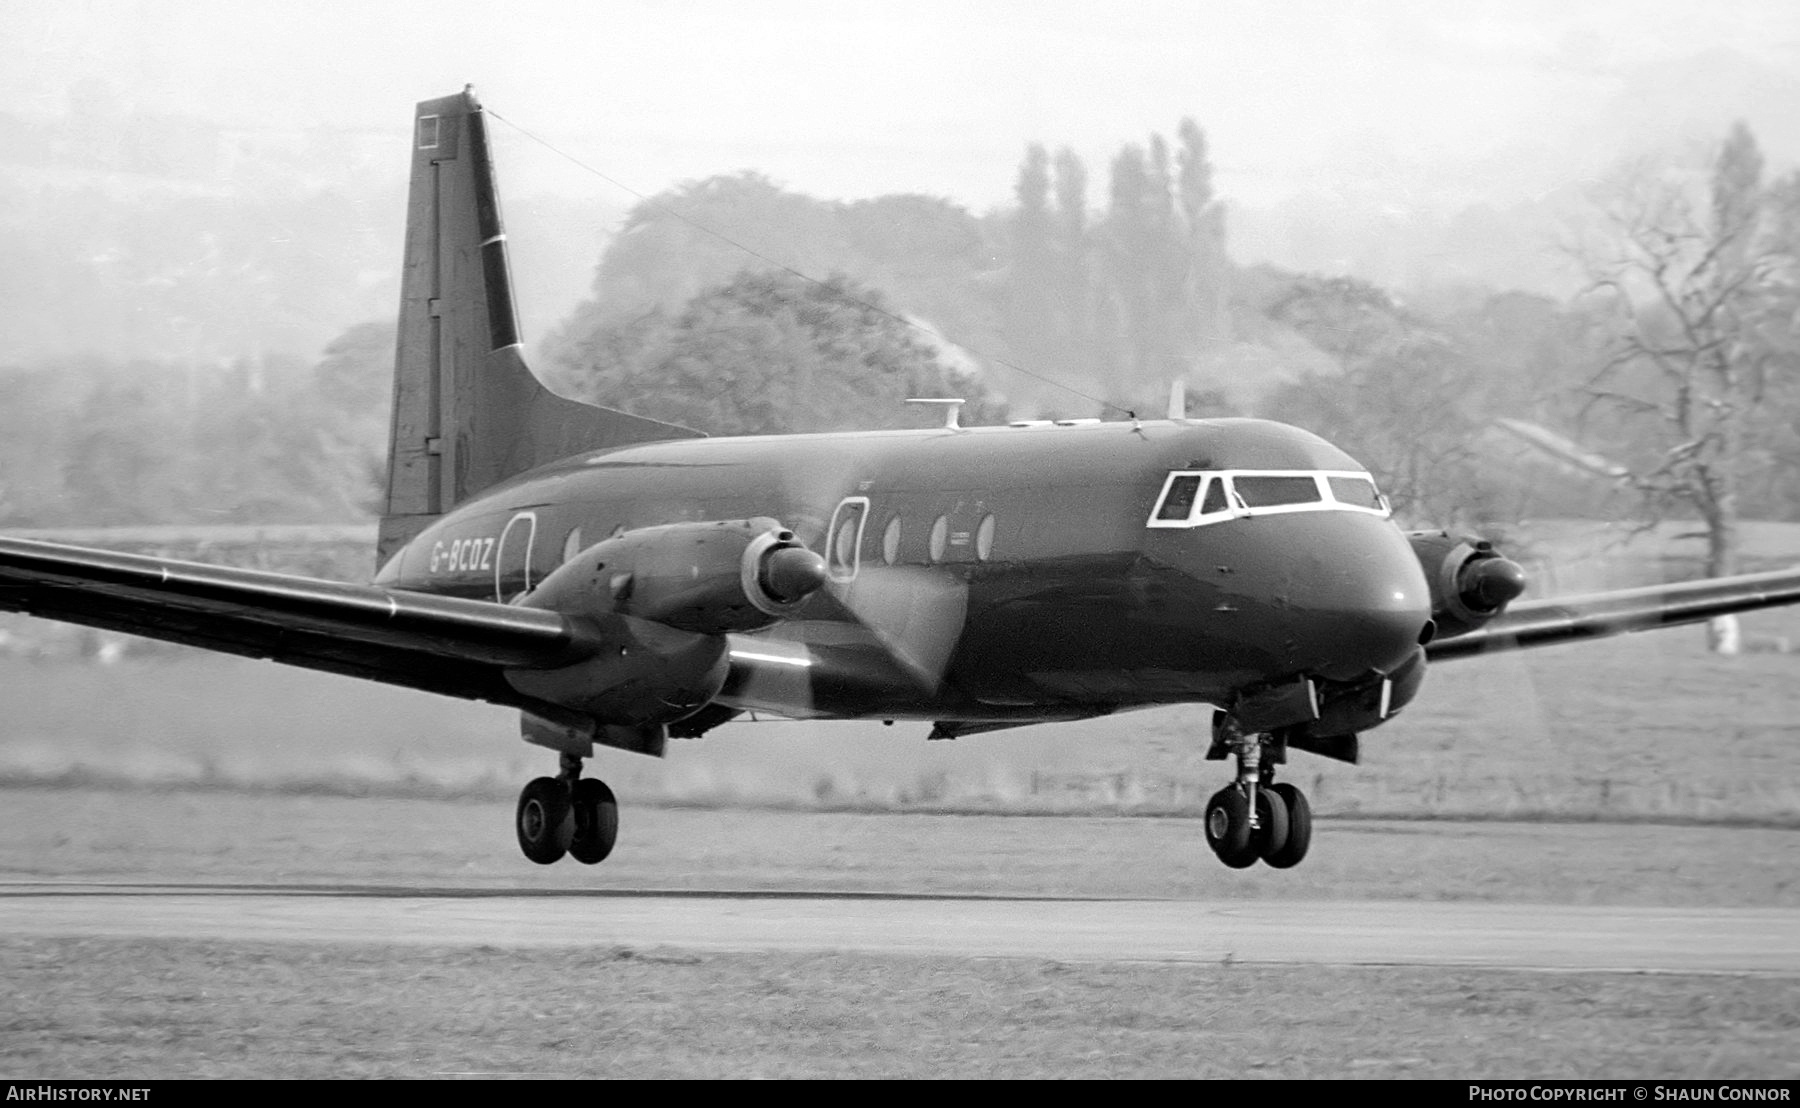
xmin=944 ymin=555 xmax=1285 ymax=709
xmin=712 ymin=555 xmax=1293 ymax=720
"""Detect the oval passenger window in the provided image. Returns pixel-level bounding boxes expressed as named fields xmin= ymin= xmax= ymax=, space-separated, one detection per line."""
xmin=975 ymin=514 xmax=996 ymax=561
xmin=882 ymin=515 xmax=901 ymax=565
xmin=835 ymin=518 xmax=858 ymax=567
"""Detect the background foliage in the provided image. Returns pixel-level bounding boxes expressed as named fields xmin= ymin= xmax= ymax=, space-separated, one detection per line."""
xmin=2 ymin=117 xmax=1795 ymax=541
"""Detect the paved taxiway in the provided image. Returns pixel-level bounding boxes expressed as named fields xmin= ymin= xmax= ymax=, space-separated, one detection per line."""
xmin=3 ymin=883 xmax=1796 ymax=975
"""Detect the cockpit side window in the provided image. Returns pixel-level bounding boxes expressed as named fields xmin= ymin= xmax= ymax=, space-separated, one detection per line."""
xmin=1200 ymin=478 xmax=1228 ymax=516
xmin=1154 ymin=475 xmax=1205 ymax=521
xmin=1328 ymin=475 xmax=1384 ymax=510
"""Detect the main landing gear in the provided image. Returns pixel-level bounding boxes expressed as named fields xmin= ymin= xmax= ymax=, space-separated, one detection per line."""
xmin=1203 ymin=717 xmax=1313 ymax=869
xmin=516 ymin=752 xmax=619 ymax=865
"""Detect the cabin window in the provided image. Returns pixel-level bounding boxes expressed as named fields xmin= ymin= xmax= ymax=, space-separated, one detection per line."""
xmin=928 ymin=515 xmax=949 ymax=563
xmin=976 ymin=514 xmax=996 ymax=561
xmin=882 ymin=515 xmax=901 ymax=565
xmin=1232 ymin=475 xmax=1322 ymax=508
xmin=1155 ymin=475 xmax=1204 ymax=521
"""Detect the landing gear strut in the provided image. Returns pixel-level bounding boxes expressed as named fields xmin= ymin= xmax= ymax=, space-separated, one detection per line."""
xmin=1204 ymin=716 xmax=1313 ymax=869
xmin=515 ymin=752 xmax=618 ymax=866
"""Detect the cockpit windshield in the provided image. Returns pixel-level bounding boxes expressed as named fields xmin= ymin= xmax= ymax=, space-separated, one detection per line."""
xmin=1233 ymin=475 xmax=1323 ymax=508
xmin=1146 ymin=470 xmax=1389 ymax=528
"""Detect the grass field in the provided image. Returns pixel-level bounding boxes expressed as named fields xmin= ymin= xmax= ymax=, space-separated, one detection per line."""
xmin=2 ymin=796 xmax=1797 ymax=1079
xmin=6 ymin=937 xmax=1795 ymax=1079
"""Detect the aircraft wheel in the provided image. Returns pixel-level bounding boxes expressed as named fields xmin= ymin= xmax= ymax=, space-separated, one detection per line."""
xmin=516 ymin=776 xmax=573 ymax=865
xmin=1254 ymin=786 xmax=1291 ymax=863
xmin=568 ymin=778 xmax=619 ymax=865
xmin=1263 ymin=783 xmax=1312 ymax=869
xmin=1204 ymin=786 xmax=1257 ymax=869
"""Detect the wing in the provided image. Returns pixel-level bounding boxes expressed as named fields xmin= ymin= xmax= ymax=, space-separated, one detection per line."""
xmin=1426 ymin=566 xmax=1800 ymax=661
xmin=0 ymin=536 xmax=597 ymax=709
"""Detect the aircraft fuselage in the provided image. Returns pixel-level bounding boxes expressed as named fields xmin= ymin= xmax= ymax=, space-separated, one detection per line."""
xmin=375 ymin=416 xmax=1434 ymax=726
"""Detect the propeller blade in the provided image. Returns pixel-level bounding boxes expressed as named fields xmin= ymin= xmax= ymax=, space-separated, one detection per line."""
xmin=833 ymin=564 xmax=969 ymax=692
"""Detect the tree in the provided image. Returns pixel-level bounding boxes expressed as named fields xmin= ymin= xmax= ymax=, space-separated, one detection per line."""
xmin=1177 ymin=119 xmax=1229 ymax=355
xmin=305 ymin=321 xmax=396 ymax=516
xmin=1574 ymin=122 xmax=1800 ymax=649
xmin=1049 ymin=146 xmax=1092 ymax=380
xmin=558 ymin=270 xmax=1004 ymax=436
xmin=1260 ymin=276 xmax=1496 ymax=527
xmin=0 ymin=359 xmax=99 ymax=525
xmin=543 ymin=173 xmax=999 ymax=402
xmin=61 ymin=370 xmax=193 ymax=525
xmin=1099 ymin=143 xmax=1158 ymax=399
xmin=1082 ymin=122 xmax=1231 ymax=413
xmin=1002 ymin=144 xmax=1058 ymax=379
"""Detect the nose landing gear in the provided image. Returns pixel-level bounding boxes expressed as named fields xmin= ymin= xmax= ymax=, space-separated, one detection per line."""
xmin=515 ymin=753 xmax=619 ymax=866
xmin=1204 ymin=715 xmax=1314 ymax=869
xmin=1262 ymin=781 xmax=1311 ymax=869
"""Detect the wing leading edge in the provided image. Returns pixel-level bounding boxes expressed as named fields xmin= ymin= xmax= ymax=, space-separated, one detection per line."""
xmin=0 ymin=536 xmax=599 ymax=708
xmin=1426 ymin=566 xmax=1800 ymax=661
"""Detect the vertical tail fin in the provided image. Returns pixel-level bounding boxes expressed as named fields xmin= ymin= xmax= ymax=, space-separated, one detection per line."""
xmin=378 ymin=87 xmax=698 ymax=567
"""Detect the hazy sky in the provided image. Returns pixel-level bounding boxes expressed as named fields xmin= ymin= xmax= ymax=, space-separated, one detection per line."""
xmin=8 ymin=0 xmax=1798 ymax=211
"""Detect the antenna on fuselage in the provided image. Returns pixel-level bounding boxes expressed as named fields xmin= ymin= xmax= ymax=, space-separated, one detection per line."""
xmin=905 ymin=397 xmax=966 ymax=431
xmin=1167 ymin=378 xmax=1187 ymax=421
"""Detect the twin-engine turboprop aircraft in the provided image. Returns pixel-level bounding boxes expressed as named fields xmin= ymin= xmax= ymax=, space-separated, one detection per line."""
xmin=5 ymin=89 xmax=1800 ymax=870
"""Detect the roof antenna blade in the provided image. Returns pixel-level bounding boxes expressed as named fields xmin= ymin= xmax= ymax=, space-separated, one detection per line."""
xmin=1167 ymin=378 xmax=1187 ymax=421
xmin=905 ymin=397 xmax=966 ymax=431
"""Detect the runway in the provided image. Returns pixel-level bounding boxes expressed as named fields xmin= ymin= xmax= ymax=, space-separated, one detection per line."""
xmin=4 ymin=882 xmax=1797 ymax=975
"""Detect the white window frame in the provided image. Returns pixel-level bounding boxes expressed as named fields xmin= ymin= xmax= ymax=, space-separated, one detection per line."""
xmin=1145 ymin=469 xmax=1391 ymax=529
xmin=825 ymin=496 xmax=871 ymax=582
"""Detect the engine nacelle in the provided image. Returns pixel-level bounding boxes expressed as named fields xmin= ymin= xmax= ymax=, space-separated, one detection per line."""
xmin=505 ymin=612 xmax=732 ymax=727
xmin=505 ymin=519 xmax=827 ymax=727
xmin=1406 ymin=530 xmax=1528 ymax=641
xmin=526 ymin=517 xmax=829 ymax=635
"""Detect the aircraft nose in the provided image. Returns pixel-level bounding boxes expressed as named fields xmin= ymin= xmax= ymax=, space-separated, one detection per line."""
xmin=1288 ymin=524 xmax=1434 ymax=680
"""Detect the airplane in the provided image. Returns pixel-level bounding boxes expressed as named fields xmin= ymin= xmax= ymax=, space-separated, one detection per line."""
xmin=4 ymin=88 xmax=1800 ymax=870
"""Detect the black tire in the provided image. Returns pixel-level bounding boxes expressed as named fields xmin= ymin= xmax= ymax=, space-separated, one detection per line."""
xmin=1204 ymin=786 xmax=1257 ymax=869
xmin=568 ymin=778 xmax=619 ymax=865
xmin=1254 ymin=786 xmax=1291 ymax=863
xmin=516 ymin=776 xmax=573 ymax=865
xmin=1264 ymin=783 xmax=1312 ymax=869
